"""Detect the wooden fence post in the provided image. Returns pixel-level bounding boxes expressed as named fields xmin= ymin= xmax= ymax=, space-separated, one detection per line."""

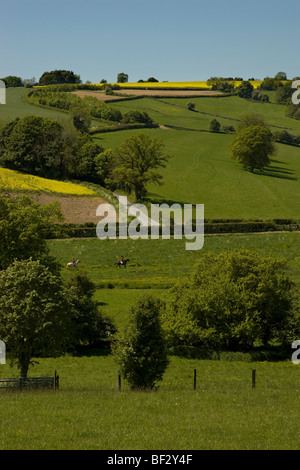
xmin=194 ymin=369 xmax=197 ymax=390
xmin=117 ymin=372 xmax=121 ymax=391
xmin=252 ymin=369 xmax=256 ymax=389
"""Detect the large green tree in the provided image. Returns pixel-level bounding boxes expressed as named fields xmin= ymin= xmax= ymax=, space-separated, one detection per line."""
xmin=110 ymin=133 xmax=171 ymax=201
xmin=0 ymin=259 xmax=73 ymax=377
xmin=162 ymin=250 xmax=298 ymax=350
xmin=229 ymin=124 xmax=275 ymax=172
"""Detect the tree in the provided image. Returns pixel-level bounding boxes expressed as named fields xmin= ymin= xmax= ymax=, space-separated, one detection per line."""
xmin=161 ymin=250 xmax=297 ymax=350
xmin=39 ymin=70 xmax=81 ymax=85
xmin=112 ymin=295 xmax=169 ymax=390
xmin=0 ymin=259 xmax=73 ymax=377
xmin=0 ymin=194 xmax=63 ymax=271
xmin=236 ymin=80 xmax=254 ymax=98
xmin=117 ymin=73 xmax=128 ymax=83
xmin=237 ymin=113 xmax=269 ymax=132
xmin=0 ymin=115 xmax=68 ymax=178
xmin=229 ymin=124 xmax=275 ymax=172
xmin=209 ymin=119 xmax=221 ymax=132
xmin=274 ymin=72 xmax=287 ymax=81
xmin=0 ymin=76 xmax=23 ymax=87
xmin=65 ymin=273 xmax=116 ymax=348
xmin=111 ymin=133 xmax=171 ymax=201
xmin=69 ymin=103 xmax=91 ymax=133
xmin=121 ymin=110 xmax=154 ymax=126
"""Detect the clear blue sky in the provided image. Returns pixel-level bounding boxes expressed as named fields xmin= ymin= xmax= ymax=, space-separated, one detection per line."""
xmin=1 ymin=0 xmax=299 ymax=84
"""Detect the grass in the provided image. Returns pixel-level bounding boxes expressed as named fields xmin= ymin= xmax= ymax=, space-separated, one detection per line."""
xmin=94 ymin=126 xmax=300 ymax=219
xmin=48 ymin=232 xmax=300 ymax=332
xmin=0 ymin=355 xmax=299 ymax=450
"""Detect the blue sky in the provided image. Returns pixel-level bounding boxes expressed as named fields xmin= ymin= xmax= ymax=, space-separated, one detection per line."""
xmin=1 ymin=0 xmax=299 ymax=84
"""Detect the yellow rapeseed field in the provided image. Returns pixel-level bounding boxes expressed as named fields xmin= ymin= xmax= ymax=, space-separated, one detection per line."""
xmin=0 ymin=167 xmax=98 ymax=196
xmin=111 ymin=80 xmax=262 ymax=89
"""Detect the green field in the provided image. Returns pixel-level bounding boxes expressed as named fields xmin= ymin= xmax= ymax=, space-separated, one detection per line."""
xmin=1 ymin=86 xmax=300 ymax=451
xmin=0 ymin=355 xmax=300 ymax=450
xmin=48 ymin=232 xmax=300 ymax=332
xmin=92 ymin=95 xmax=300 ymax=219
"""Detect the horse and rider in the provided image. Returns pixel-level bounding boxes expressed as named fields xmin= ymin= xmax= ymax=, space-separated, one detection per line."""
xmin=116 ymin=256 xmax=129 ymax=267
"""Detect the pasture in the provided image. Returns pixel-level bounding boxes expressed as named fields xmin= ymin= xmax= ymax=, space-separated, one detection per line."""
xmin=48 ymin=231 xmax=300 ymax=332
xmin=0 ymin=355 xmax=299 ymax=450
xmin=1 ymin=84 xmax=300 ymax=450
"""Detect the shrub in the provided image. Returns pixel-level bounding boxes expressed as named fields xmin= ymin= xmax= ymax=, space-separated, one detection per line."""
xmin=112 ymin=296 xmax=169 ymax=390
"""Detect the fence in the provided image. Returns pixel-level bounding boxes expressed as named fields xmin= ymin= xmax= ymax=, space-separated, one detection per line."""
xmin=0 ymin=371 xmax=59 ymax=390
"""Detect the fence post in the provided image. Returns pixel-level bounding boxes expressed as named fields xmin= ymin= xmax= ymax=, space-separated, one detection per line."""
xmin=54 ymin=370 xmax=59 ymax=390
xmin=194 ymin=369 xmax=197 ymax=390
xmin=252 ymin=369 xmax=256 ymax=389
xmin=117 ymin=372 xmax=121 ymax=391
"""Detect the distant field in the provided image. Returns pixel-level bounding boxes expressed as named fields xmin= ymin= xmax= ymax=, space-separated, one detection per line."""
xmin=48 ymin=231 xmax=300 ymax=332
xmin=109 ymin=80 xmax=262 ymax=89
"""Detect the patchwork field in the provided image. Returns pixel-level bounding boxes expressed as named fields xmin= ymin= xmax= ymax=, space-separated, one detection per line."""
xmin=1 ymin=84 xmax=300 ymax=450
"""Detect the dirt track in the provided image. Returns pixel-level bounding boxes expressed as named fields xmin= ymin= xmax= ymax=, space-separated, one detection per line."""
xmin=33 ymin=194 xmax=107 ymax=224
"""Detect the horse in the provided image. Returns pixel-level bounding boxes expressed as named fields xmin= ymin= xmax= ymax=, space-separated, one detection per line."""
xmin=67 ymin=259 xmax=80 ymax=268
xmin=115 ymin=258 xmax=129 ymax=268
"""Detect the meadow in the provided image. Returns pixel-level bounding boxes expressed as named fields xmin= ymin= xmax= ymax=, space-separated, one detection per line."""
xmin=48 ymin=232 xmax=300 ymax=332
xmin=0 ymin=355 xmax=300 ymax=450
xmin=1 ymin=84 xmax=300 ymax=450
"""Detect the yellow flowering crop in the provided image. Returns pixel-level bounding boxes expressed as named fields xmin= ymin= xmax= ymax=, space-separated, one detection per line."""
xmin=0 ymin=167 xmax=98 ymax=196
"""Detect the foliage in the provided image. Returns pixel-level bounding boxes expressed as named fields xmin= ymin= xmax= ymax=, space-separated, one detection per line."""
xmin=0 ymin=115 xmax=68 ymax=178
xmin=109 ymin=133 xmax=171 ymax=201
xmin=39 ymin=70 xmax=81 ymax=86
xmin=275 ymin=82 xmax=293 ymax=105
xmin=229 ymin=124 xmax=275 ymax=172
xmin=206 ymin=77 xmax=235 ymax=92
xmin=0 ymin=194 xmax=63 ymax=271
xmin=0 ymin=76 xmax=23 ymax=87
xmin=65 ymin=273 xmax=116 ymax=347
xmin=117 ymin=73 xmax=128 ymax=83
xmin=161 ymin=250 xmax=298 ymax=350
xmin=121 ymin=110 xmax=154 ymax=126
xmin=112 ymin=295 xmax=169 ymax=390
xmin=0 ymin=259 xmax=73 ymax=377
xmin=209 ymin=119 xmax=221 ymax=132
xmin=69 ymin=103 xmax=91 ymax=133
xmin=236 ymin=81 xmax=254 ymax=98
xmin=0 ymin=115 xmax=105 ymax=183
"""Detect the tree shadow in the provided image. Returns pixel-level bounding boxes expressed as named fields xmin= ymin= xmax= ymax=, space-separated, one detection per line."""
xmin=245 ymin=159 xmax=297 ymax=181
xmin=145 ymin=192 xmax=192 ymax=206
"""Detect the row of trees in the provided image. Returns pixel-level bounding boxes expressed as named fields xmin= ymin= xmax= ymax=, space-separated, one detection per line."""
xmin=0 ymin=116 xmax=168 ymax=201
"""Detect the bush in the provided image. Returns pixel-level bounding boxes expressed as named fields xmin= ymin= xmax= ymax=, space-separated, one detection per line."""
xmin=112 ymin=295 xmax=169 ymax=390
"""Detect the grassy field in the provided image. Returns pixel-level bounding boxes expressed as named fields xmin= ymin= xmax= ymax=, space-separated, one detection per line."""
xmin=1 ymin=85 xmax=300 ymax=451
xmin=48 ymin=231 xmax=300 ymax=332
xmin=0 ymin=355 xmax=299 ymax=450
